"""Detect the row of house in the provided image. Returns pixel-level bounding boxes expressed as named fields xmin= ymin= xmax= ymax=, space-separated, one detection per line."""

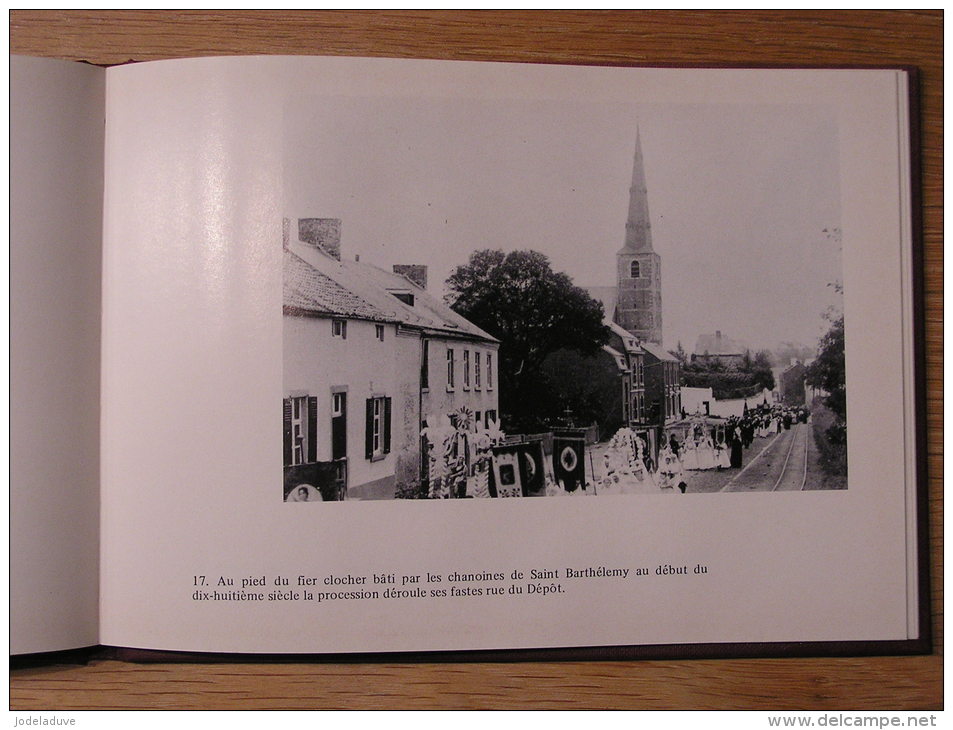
xmin=559 ymin=298 xmax=681 ymax=460
xmin=282 ymin=218 xmax=499 ymax=501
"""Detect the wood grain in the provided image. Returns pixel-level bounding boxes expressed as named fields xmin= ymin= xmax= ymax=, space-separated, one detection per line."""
xmin=9 ymin=9 xmax=942 ymax=711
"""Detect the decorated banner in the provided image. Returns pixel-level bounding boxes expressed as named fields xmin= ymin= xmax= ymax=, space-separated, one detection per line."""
xmin=552 ymin=433 xmax=586 ymax=492
xmin=518 ymin=439 xmax=546 ymax=496
xmin=490 ymin=444 xmax=523 ymax=498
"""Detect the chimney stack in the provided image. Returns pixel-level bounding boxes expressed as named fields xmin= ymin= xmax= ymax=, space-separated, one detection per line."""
xmin=297 ymin=218 xmax=341 ymax=261
xmin=393 ymin=264 xmax=428 ymax=290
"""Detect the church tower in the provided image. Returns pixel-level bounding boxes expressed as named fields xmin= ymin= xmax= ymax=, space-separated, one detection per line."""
xmin=615 ymin=129 xmax=663 ymax=345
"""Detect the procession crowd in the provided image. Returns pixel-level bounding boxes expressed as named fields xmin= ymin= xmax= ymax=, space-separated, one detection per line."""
xmin=583 ymin=404 xmax=811 ymax=496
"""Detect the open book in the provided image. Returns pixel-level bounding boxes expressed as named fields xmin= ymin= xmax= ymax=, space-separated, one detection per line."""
xmin=11 ymin=55 xmax=928 ymax=659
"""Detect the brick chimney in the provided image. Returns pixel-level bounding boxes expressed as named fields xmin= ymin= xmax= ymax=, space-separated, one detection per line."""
xmin=297 ymin=218 xmax=341 ymax=261
xmin=393 ymin=264 xmax=428 ymax=290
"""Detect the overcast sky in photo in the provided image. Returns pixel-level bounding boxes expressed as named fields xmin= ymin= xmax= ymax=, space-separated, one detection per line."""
xmin=283 ymin=96 xmax=842 ymax=353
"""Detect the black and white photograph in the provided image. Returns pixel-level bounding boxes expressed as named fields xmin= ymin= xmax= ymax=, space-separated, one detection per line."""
xmin=282 ymin=97 xmax=846 ymax=501
xmin=12 ymin=39 xmax=927 ymax=685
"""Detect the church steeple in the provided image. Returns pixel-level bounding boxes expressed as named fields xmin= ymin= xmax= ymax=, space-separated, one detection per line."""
xmin=615 ymin=128 xmax=663 ymax=345
xmin=621 ymin=128 xmax=653 ymax=253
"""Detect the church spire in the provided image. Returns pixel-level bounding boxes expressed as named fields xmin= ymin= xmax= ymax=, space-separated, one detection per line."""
xmin=615 ymin=128 xmax=663 ymax=346
xmin=622 ymin=127 xmax=653 ymax=253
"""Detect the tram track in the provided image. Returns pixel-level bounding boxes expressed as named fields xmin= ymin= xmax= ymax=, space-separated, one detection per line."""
xmin=721 ymin=422 xmax=810 ymax=492
xmin=770 ymin=423 xmax=809 ymax=492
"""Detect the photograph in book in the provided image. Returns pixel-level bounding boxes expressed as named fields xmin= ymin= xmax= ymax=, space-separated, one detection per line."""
xmin=282 ymin=97 xmax=846 ymax=502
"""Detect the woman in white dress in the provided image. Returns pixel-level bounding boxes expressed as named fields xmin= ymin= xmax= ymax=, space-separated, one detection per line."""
xmin=681 ymin=436 xmax=699 ymax=470
xmin=655 ymin=444 xmax=684 ymax=493
xmin=622 ymin=455 xmax=660 ymax=494
xmin=695 ymin=434 xmax=717 ymax=470
xmin=714 ymin=437 xmax=731 ymax=469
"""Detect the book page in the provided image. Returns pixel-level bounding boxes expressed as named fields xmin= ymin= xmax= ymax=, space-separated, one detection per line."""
xmin=99 ymin=57 xmax=918 ymax=654
xmin=11 ymin=56 xmax=105 ymax=654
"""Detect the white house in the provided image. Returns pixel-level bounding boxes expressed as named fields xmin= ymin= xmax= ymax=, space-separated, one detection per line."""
xmin=282 ymin=218 xmax=499 ymax=501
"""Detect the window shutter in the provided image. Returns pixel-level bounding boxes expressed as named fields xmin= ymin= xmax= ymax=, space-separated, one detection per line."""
xmin=307 ymin=396 xmax=318 ymax=463
xmin=282 ymin=398 xmax=292 ymax=466
xmin=383 ymin=397 xmax=392 ymax=454
xmin=365 ymin=398 xmax=374 ymax=459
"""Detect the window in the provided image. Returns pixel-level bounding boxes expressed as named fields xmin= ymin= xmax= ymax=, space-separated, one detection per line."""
xmin=375 ymin=324 xmax=385 ymax=341
xmin=290 ymin=396 xmax=308 ymax=465
xmin=463 ymin=350 xmax=470 ymax=390
xmin=487 ymin=353 xmax=493 ymax=390
xmin=365 ymin=396 xmax=391 ymax=460
xmin=332 ymin=319 xmax=347 ymax=339
xmin=446 ymin=349 xmax=455 ymax=391
xmin=283 ymin=395 xmax=317 ymax=467
xmin=474 ymin=351 xmax=481 ymax=390
xmin=630 ymin=260 xmax=641 ymax=278
xmin=421 ymin=339 xmax=430 ymax=390
xmin=390 ymin=291 xmax=414 ymax=306
xmin=332 ymin=392 xmax=345 ymax=417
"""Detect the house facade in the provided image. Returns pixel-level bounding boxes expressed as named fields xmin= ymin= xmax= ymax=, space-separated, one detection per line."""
xmin=641 ymin=341 xmax=682 ymax=427
xmin=780 ymin=361 xmax=808 ymax=406
xmin=282 ymin=217 xmax=498 ymax=501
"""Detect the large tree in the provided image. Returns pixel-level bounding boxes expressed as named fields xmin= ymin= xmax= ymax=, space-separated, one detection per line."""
xmin=806 ymin=314 xmax=846 ymax=422
xmin=446 ymin=249 xmax=609 ymax=431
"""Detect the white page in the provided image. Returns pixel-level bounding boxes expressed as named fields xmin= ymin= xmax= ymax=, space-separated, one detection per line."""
xmin=99 ymin=56 xmax=918 ymax=653
xmin=11 ymin=56 xmax=105 ymax=654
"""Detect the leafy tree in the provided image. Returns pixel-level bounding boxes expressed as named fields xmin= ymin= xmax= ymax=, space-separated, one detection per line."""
xmin=749 ymin=349 xmax=775 ymax=391
xmin=806 ymin=314 xmax=846 ymax=422
xmin=682 ymin=345 xmax=774 ymax=396
xmin=753 ymin=349 xmax=774 ymax=370
xmin=446 ymin=249 xmax=610 ymax=431
xmin=704 ymin=353 xmax=726 ymax=373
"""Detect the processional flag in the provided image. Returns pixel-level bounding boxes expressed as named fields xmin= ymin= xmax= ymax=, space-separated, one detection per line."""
xmin=552 ymin=433 xmax=586 ymax=492
xmin=517 ymin=439 xmax=546 ymax=496
xmin=490 ymin=444 xmax=523 ymax=498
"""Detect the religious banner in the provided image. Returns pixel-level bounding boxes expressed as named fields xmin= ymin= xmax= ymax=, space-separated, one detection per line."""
xmin=490 ymin=444 xmax=523 ymax=498
xmin=552 ymin=433 xmax=586 ymax=493
xmin=517 ymin=439 xmax=546 ymax=496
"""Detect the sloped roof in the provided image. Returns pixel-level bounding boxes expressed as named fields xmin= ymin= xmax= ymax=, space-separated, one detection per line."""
xmin=694 ymin=332 xmax=746 ymax=356
xmin=343 ymin=258 xmax=497 ymax=342
xmin=285 ymin=240 xmax=497 ymax=343
xmin=640 ymin=341 xmax=678 ymax=362
xmin=607 ymin=320 xmax=641 ymax=354
xmin=602 ymin=344 xmax=628 ymax=372
xmin=284 ymin=250 xmax=389 ymax=321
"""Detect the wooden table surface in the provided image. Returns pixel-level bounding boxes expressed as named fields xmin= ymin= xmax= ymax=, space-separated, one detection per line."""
xmin=9 ymin=10 xmax=943 ymax=711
